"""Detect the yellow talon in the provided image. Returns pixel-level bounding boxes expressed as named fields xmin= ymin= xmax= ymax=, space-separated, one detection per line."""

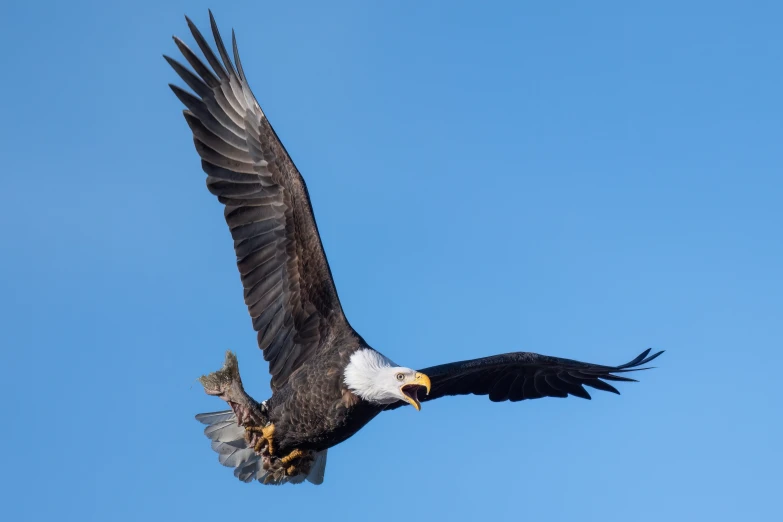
xmin=286 ymin=465 xmax=298 ymax=476
xmin=262 ymin=424 xmax=276 ymax=455
xmin=245 ymin=423 xmax=276 ymax=455
xmin=280 ymin=448 xmax=304 ymax=465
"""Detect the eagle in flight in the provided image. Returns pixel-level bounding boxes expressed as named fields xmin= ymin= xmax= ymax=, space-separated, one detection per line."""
xmin=165 ymin=11 xmax=663 ymax=485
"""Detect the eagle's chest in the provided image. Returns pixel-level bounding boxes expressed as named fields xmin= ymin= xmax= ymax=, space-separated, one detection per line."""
xmin=267 ymin=361 xmax=383 ymax=453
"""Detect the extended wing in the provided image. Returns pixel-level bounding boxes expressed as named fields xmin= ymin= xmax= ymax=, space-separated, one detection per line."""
xmin=387 ymin=348 xmax=662 ymax=408
xmin=166 ymin=12 xmax=353 ymax=391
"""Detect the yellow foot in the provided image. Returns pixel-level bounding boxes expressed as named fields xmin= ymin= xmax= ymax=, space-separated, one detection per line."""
xmin=246 ymin=423 xmax=276 ymax=455
xmin=280 ymin=448 xmax=305 ymax=465
xmin=281 ymin=449 xmax=313 ymax=476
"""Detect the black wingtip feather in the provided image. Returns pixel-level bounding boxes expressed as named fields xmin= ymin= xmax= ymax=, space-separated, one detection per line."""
xmin=172 ymin=36 xmax=221 ymax=88
xmin=583 ymin=379 xmax=621 ymax=395
xmin=620 ymin=348 xmax=651 ymax=368
xmin=185 ymin=12 xmax=228 ymax=82
xmin=168 ymin=83 xmax=201 ymax=108
xmin=164 ymin=55 xmax=212 ymax=99
xmin=232 ymin=30 xmax=247 ymax=83
xmin=601 ymin=374 xmax=639 ymax=383
xmin=208 ymin=10 xmax=238 ymax=79
xmin=563 ymin=387 xmax=591 ymax=399
xmin=616 ymin=348 xmax=664 ymax=370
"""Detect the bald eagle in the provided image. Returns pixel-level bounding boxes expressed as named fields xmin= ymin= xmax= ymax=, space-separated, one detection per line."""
xmin=165 ymin=11 xmax=663 ymax=486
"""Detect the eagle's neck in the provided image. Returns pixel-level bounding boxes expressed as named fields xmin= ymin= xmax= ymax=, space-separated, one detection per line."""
xmin=343 ymin=349 xmax=400 ymax=404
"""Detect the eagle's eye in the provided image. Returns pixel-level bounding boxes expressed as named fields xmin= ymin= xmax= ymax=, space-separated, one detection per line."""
xmin=396 ymin=373 xmax=405 ymax=381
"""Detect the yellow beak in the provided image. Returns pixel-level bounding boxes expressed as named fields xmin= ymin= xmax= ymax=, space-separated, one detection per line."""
xmin=400 ymin=372 xmax=431 ymax=411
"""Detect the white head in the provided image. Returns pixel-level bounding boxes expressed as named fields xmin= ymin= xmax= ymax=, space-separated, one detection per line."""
xmin=343 ymin=349 xmax=431 ymax=410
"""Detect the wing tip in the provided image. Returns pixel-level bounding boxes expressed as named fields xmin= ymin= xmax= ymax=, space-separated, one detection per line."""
xmin=162 ymin=54 xmax=177 ymax=67
xmin=208 ymin=9 xmax=238 ymax=77
xmin=619 ymin=348 xmax=665 ymax=370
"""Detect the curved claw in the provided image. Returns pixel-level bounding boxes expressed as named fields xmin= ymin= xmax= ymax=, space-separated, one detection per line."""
xmin=245 ymin=423 xmax=276 ymax=455
xmin=280 ymin=448 xmax=304 ymax=465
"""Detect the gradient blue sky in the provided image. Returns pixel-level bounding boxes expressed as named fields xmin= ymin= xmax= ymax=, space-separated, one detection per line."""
xmin=2 ymin=1 xmax=781 ymax=520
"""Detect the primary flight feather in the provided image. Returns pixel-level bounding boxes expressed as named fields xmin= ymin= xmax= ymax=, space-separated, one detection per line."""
xmin=165 ymin=11 xmax=663 ymax=486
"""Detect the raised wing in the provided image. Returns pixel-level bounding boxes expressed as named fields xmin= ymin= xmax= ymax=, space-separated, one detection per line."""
xmin=389 ymin=348 xmax=662 ymax=408
xmin=165 ymin=11 xmax=352 ymax=391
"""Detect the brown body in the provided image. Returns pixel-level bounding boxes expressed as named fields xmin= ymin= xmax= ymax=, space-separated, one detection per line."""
xmin=264 ymin=337 xmax=385 ymax=455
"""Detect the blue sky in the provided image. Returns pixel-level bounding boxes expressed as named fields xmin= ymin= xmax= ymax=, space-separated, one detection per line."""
xmin=1 ymin=0 xmax=781 ymax=520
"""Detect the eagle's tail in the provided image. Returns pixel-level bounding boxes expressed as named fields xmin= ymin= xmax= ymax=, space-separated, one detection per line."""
xmin=196 ymin=410 xmax=327 ymax=485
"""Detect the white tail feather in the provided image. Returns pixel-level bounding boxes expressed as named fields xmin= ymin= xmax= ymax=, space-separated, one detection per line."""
xmin=196 ymin=410 xmax=327 ymax=485
xmin=307 ymin=449 xmax=328 ymax=485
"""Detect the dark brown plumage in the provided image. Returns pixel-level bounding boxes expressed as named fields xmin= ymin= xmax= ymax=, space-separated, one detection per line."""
xmin=387 ymin=348 xmax=662 ymax=409
xmin=167 ymin=11 xmax=663 ymax=486
xmin=165 ymin=12 xmax=354 ymax=392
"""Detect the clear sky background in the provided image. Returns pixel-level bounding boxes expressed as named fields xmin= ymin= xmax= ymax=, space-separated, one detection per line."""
xmin=1 ymin=1 xmax=781 ymax=520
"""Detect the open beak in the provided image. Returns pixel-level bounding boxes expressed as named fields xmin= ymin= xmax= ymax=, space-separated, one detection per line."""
xmin=400 ymin=372 xmax=431 ymax=411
